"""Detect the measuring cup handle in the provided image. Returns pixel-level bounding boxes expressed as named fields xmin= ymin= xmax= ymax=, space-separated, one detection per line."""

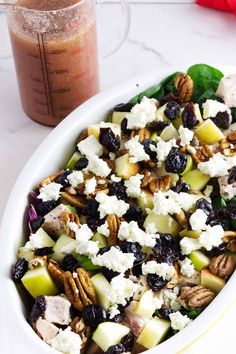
xmin=96 ymin=0 xmax=131 ymax=59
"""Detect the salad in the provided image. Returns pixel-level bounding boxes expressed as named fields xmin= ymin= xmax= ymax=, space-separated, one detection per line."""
xmin=11 ymin=64 xmax=236 ymax=354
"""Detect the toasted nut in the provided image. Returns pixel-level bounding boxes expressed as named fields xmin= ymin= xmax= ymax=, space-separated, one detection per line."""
xmin=209 ymin=254 xmax=235 ymax=278
xmin=138 ymin=128 xmax=151 ymax=142
xmin=116 ymin=149 xmax=128 ymax=158
xmin=64 ymin=271 xmax=84 ymax=311
xmin=223 ymin=230 xmax=236 ymax=242
xmin=36 ymin=170 xmax=63 ymax=189
xmin=149 ymin=175 xmax=172 ymax=194
xmin=141 ymin=170 xmax=154 ymax=188
xmin=76 ymin=182 xmax=86 ymax=196
xmin=48 ymin=259 xmax=64 ymax=283
xmin=61 ymin=192 xmax=85 ymax=208
xmin=180 ymin=285 xmax=215 ymax=308
xmin=29 ymin=257 xmax=46 ymax=269
xmin=174 ymin=73 xmax=193 ymax=103
xmin=59 ymin=211 xmax=80 ymax=237
xmin=190 ymin=144 xmax=213 ymax=164
xmin=228 ymin=130 xmax=236 ymax=143
xmin=106 ymin=214 xmax=121 ymax=246
xmin=220 ymin=134 xmax=236 ymax=157
xmin=77 ymin=268 xmax=97 ymax=304
xmin=143 ymin=160 xmax=157 ymax=169
xmin=227 ymin=239 xmax=236 ymax=253
xmin=77 ymin=129 xmax=88 ymax=144
xmin=130 ymin=130 xmax=136 ymax=139
xmin=166 ymin=263 xmax=179 ymax=289
xmin=70 ymin=316 xmax=92 ymax=353
xmin=65 ymin=186 xmax=77 ymax=195
xmin=174 ymin=210 xmax=188 ymax=228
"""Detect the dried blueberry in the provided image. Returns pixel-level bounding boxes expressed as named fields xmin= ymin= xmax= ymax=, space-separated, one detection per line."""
xmin=109 ymin=182 xmax=127 ymax=200
xmin=123 ymin=205 xmax=143 ymax=223
xmin=228 ymin=166 xmax=236 ymax=184
xmin=106 ymin=344 xmax=126 ymax=354
xmin=11 ymin=258 xmax=28 ymax=283
xmin=165 ymin=147 xmax=187 ymax=174
xmin=212 ymin=111 xmax=230 ymax=130
xmin=30 ymin=216 xmax=45 ymax=233
xmin=82 ymin=304 xmax=107 ymax=327
xmin=82 ymin=199 xmax=99 ymax=218
xmin=171 ymin=180 xmax=190 ymax=193
xmin=120 ymin=241 xmax=145 ymax=264
xmin=61 ymin=254 xmax=79 ymax=272
xmin=99 ymin=128 xmax=120 ymax=153
xmin=121 ymin=118 xmax=131 ymax=135
xmin=55 ymin=170 xmax=72 ymax=189
xmin=141 ymin=139 xmax=157 ymax=161
xmin=112 ymin=312 xmax=125 ymax=324
xmin=206 ymin=243 xmax=226 ymax=257
xmin=154 ymin=308 xmax=173 ymax=320
xmin=35 ymin=200 xmax=58 ymax=216
xmin=153 ymin=234 xmax=180 ymax=264
xmin=219 ymin=205 xmax=236 ymax=220
xmin=87 ymin=217 xmax=105 ymax=231
xmin=147 ymin=274 xmax=167 ymax=291
xmin=74 ymin=157 xmax=89 ymax=170
xmin=102 ymin=268 xmax=119 ymax=282
xmin=182 ymin=103 xmax=199 ymax=129
xmin=164 ymin=101 xmax=180 ymax=120
xmin=35 ymin=247 xmax=54 ymax=257
xmin=29 ymin=296 xmax=46 ymax=324
xmin=121 ymin=333 xmax=134 ymax=352
xmin=147 ymin=120 xmax=170 ymax=132
xmin=114 ymin=103 xmax=134 ymax=112
xmin=195 ymin=198 xmax=213 ymax=216
xmin=132 ymin=263 xmax=143 ymax=277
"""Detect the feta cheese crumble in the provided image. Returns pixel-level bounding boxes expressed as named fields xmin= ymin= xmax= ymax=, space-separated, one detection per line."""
xmin=67 ymin=171 xmax=84 ymax=188
xmin=179 ymin=258 xmax=195 ymax=278
xmin=125 ymin=96 xmax=157 ymax=130
xmin=97 ymin=221 xmax=110 ymax=237
xmin=199 ymin=224 xmax=224 ymax=251
xmin=86 ymin=156 xmax=111 ymax=177
xmin=125 ymin=136 xmax=149 ymax=163
xmin=25 ymin=233 xmax=43 ymax=250
xmin=198 ymin=152 xmax=236 ymax=177
xmin=91 ymin=246 xmax=135 ymax=273
xmin=95 ymin=193 xmax=129 ymax=218
xmin=219 ymin=175 xmax=236 ymax=200
xmin=124 ymin=174 xmax=144 ymax=198
xmin=47 ymin=327 xmax=82 ymax=354
xmin=178 ymin=125 xmax=194 ymax=146
xmin=118 ymin=221 xmax=158 ymax=247
xmin=180 ymin=237 xmax=201 ymax=255
xmin=77 ymin=135 xmax=103 ymax=157
xmin=38 ymin=182 xmax=62 ymax=202
xmin=110 ymin=174 xmax=122 ymax=182
xmin=76 ymin=240 xmax=99 ymax=258
xmin=150 ymin=138 xmax=177 ymax=162
xmin=216 ymin=74 xmax=236 ymax=107
xmin=169 ymin=311 xmax=192 ymax=331
xmin=84 ymin=177 xmax=97 ymax=195
xmin=153 ymin=190 xmax=181 ymax=215
xmin=189 ymin=209 xmax=208 ymax=231
xmin=202 ymin=99 xmax=230 ymax=119
xmin=142 ymin=261 xmax=175 ymax=281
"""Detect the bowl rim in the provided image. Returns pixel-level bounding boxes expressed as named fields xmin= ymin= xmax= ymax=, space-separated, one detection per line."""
xmin=1 ymin=64 xmax=236 ymax=354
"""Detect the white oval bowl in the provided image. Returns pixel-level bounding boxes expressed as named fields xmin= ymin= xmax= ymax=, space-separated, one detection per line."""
xmin=1 ymin=65 xmax=236 ymax=354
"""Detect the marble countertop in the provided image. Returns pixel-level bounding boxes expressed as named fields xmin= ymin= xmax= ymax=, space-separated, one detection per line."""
xmin=1 ymin=1 xmax=236 ymax=353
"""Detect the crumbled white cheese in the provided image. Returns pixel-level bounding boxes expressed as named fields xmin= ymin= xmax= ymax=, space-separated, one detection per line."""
xmin=178 ymin=125 xmax=194 ymax=146
xmin=126 ymin=96 xmax=157 ymax=130
xmin=76 ymin=240 xmax=99 ymax=258
xmin=86 ymin=155 xmax=111 ymax=177
xmin=153 ymin=190 xmax=181 ymax=216
xmin=150 ymin=138 xmax=177 ymax=162
xmin=75 ymin=224 xmax=93 ymax=242
xmin=198 ymin=153 xmax=236 ymax=177
xmin=145 ymin=223 xmax=158 ymax=235
xmin=91 ymin=246 xmax=135 ymax=273
xmin=125 ymin=136 xmax=149 ymax=163
xmin=118 ymin=221 xmax=158 ymax=247
xmin=199 ymin=224 xmax=224 ymax=251
xmin=69 ymin=222 xmax=79 ymax=233
xmin=95 ymin=193 xmax=129 ymax=218
xmin=110 ymin=174 xmax=122 ymax=182
xmin=84 ymin=177 xmax=97 ymax=195
xmin=218 ymin=175 xmax=236 ymax=200
xmin=97 ymin=221 xmax=110 ymax=237
xmin=202 ymin=99 xmax=230 ymax=119
xmin=169 ymin=190 xmax=196 ymax=212
xmin=216 ymin=74 xmax=236 ymax=107
xmin=180 ymin=237 xmax=201 ymax=255
xmin=189 ymin=209 xmax=208 ymax=231
xmin=142 ymin=261 xmax=175 ymax=281
xmin=124 ymin=174 xmax=144 ymax=198
xmin=109 ymin=152 xmax=116 ymax=161
xmin=25 ymin=233 xmax=43 ymax=250
xmin=47 ymin=327 xmax=82 ymax=354
xmin=38 ymin=182 xmax=62 ymax=202
xmin=179 ymin=258 xmax=195 ymax=278
xmin=109 ymin=305 xmax=120 ymax=319
xmin=169 ymin=311 xmax=192 ymax=331
xmin=77 ymin=135 xmax=103 ymax=157
xmin=67 ymin=171 xmax=84 ymax=188
xmin=161 ymin=288 xmax=181 ymax=311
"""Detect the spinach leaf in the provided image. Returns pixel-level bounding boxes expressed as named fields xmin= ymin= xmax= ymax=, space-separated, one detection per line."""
xmin=183 ymin=308 xmax=202 ymax=320
xmin=187 ymin=64 xmax=224 ymax=102
xmin=231 ymin=108 xmax=236 ymax=123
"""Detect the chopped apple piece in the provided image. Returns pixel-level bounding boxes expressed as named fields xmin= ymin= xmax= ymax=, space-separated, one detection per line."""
xmin=66 ymin=151 xmax=82 ymax=170
xmin=180 ymin=155 xmax=194 ymax=176
xmin=92 ymin=233 xmax=107 ymax=248
xmin=180 ymin=229 xmax=201 ymax=239
xmin=76 ymin=255 xmax=102 ymax=271
xmin=182 ymin=169 xmax=210 ymax=191
xmin=112 ymin=111 xmax=128 ymax=125
xmin=88 ymin=122 xmax=121 ymax=139
xmin=34 ymin=228 xmax=55 ymax=247
xmin=155 ymin=164 xmax=179 ymax=184
xmin=91 ymin=273 xmax=111 ymax=310
xmin=137 ymin=318 xmax=170 ymax=349
xmin=189 ymin=250 xmax=210 ymax=270
xmin=160 ymin=124 xmax=179 ymax=141
xmin=137 ymin=190 xmax=154 ymax=211
xmin=195 ymin=119 xmax=224 ymax=144
xmin=156 ymin=103 xmax=168 ymax=121
xmin=136 ymin=290 xmax=158 ymax=318
xmin=92 ymin=322 xmax=130 ymax=352
xmin=201 ymin=269 xmax=225 ymax=294
xmin=172 ymin=116 xmax=183 ymax=129
xmin=52 ymin=235 xmax=77 ymax=262
xmin=144 ymin=212 xmax=181 ymax=237
xmin=115 ymin=153 xmax=140 ymax=180
xmin=150 ymin=132 xmax=158 ymax=142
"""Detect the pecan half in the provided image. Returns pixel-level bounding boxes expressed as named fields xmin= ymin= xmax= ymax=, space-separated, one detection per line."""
xmin=48 ymin=259 xmax=65 ymax=283
xmin=77 ymin=129 xmax=88 ymax=144
xmin=180 ymin=285 xmax=215 ymax=308
xmin=137 ymin=128 xmax=151 ymax=142
xmin=59 ymin=211 xmax=80 ymax=237
xmin=106 ymin=214 xmax=121 ymax=246
xmin=36 ymin=170 xmax=64 ymax=189
xmin=223 ymin=230 xmax=236 ymax=242
xmin=70 ymin=316 xmax=92 ymax=353
xmin=141 ymin=170 xmax=154 ymax=188
xmin=220 ymin=131 xmax=236 ymax=157
xmin=174 ymin=73 xmax=193 ymax=103
xmin=174 ymin=210 xmax=188 ymax=228
xmin=61 ymin=192 xmax=86 ymax=208
xmin=166 ymin=263 xmax=179 ymax=289
xmin=190 ymin=144 xmax=213 ymax=164
xmin=64 ymin=269 xmax=97 ymax=311
xmin=209 ymin=254 xmax=235 ymax=278
xmin=227 ymin=239 xmax=236 ymax=253
xmin=149 ymin=175 xmax=171 ymax=194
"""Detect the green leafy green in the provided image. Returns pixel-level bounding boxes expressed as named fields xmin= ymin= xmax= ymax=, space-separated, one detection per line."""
xmin=231 ymin=108 xmax=236 ymax=123
xmin=183 ymin=308 xmax=202 ymax=320
xmin=187 ymin=64 xmax=224 ymax=102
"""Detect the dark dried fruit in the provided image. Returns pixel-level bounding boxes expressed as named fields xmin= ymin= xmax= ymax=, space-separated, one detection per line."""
xmin=123 ymin=205 xmax=143 ymax=223
xmin=132 ymin=263 xmax=143 ymax=277
xmin=61 ymin=254 xmax=79 ymax=272
xmin=102 ymin=268 xmax=119 ymax=282
xmin=206 ymin=214 xmax=223 ymax=227
xmin=141 ymin=139 xmax=157 ymax=161
xmin=99 ymin=128 xmax=120 ymax=153
xmin=29 ymin=296 xmax=46 ymax=324
xmin=11 ymin=258 xmax=28 ymax=283
xmin=109 ymin=182 xmax=127 ymax=200
xmin=206 ymin=243 xmax=226 ymax=257
xmin=228 ymin=166 xmax=236 ymax=184
xmin=153 ymin=234 xmax=180 ymax=264
xmin=55 ymin=170 xmax=72 ymax=189
xmin=111 ymin=312 xmax=125 ymax=324
xmin=82 ymin=304 xmax=107 ymax=327
xmin=147 ymin=274 xmax=167 ymax=291
xmin=106 ymin=344 xmax=126 ymax=354
xmin=35 ymin=200 xmax=58 ymax=216
xmin=171 ymin=180 xmax=190 ymax=193
xmin=74 ymin=157 xmax=89 ymax=171
xmin=147 ymin=120 xmax=170 ymax=132
xmin=35 ymin=247 xmax=54 ymax=257
xmin=212 ymin=111 xmax=230 ymax=130
xmin=154 ymin=308 xmax=173 ymax=320
xmin=121 ymin=333 xmax=134 ymax=352
xmin=195 ymin=198 xmax=213 ymax=216
xmin=208 ymin=178 xmax=220 ymax=197
xmin=165 ymin=147 xmax=187 ymax=174
xmin=114 ymin=103 xmax=134 ymax=112
xmin=30 ymin=216 xmax=45 ymax=233
xmin=87 ymin=217 xmax=106 ymax=231
xmin=164 ymin=101 xmax=180 ymax=120
xmin=121 ymin=118 xmax=131 ymax=135
xmin=160 ymin=93 xmax=180 ymax=106
xmin=182 ymin=103 xmax=199 ymax=129
xmin=82 ymin=199 xmax=99 ymax=218
xmin=120 ymin=242 xmax=145 ymax=264
xmin=219 ymin=205 xmax=236 ymax=220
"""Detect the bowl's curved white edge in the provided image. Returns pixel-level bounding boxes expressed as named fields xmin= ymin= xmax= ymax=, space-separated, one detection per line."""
xmin=0 ymin=64 xmax=236 ymax=354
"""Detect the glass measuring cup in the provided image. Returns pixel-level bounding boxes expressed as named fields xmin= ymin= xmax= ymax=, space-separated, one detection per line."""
xmin=6 ymin=0 xmax=130 ymax=126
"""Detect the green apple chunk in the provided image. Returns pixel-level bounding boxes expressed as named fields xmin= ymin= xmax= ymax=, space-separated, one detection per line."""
xmin=91 ymin=273 xmax=111 ymax=310
xmin=195 ymin=119 xmax=224 ymax=145
xmin=92 ymin=322 xmax=130 ymax=352
xmin=137 ymin=318 xmax=170 ymax=349
xmin=182 ymin=169 xmax=210 ymax=191
xmin=35 ymin=227 xmax=55 ymax=247
xmin=150 ymin=132 xmax=158 ymax=142
xmin=180 ymin=155 xmax=194 ymax=176
xmin=136 ymin=290 xmax=158 ymax=318
xmin=88 ymin=122 xmax=121 ymax=140
xmin=52 ymin=235 xmax=77 ymax=262
xmin=172 ymin=116 xmax=183 ymax=129
xmin=66 ymin=151 xmax=82 ymax=170
xmin=156 ymin=103 xmax=167 ymax=121
xmin=144 ymin=212 xmax=182 ymax=237
xmin=180 ymin=229 xmax=201 ymax=239
xmin=92 ymin=233 xmax=107 ymax=248
xmin=201 ymin=269 xmax=225 ymax=294
xmin=160 ymin=124 xmax=179 ymax=141
xmin=189 ymin=251 xmax=210 ymax=271
xmin=112 ymin=111 xmax=128 ymax=125
xmin=76 ymin=255 xmax=102 ymax=271
xmin=115 ymin=153 xmax=140 ymax=180
xmin=22 ymin=263 xmax=58 ymax=298
xmin=137 ymin=190 xmax=154 ymax=211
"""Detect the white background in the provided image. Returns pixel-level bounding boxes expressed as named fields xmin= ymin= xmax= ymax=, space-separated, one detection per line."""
xmin=1 ymin=1 xmax=236 ymax=353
